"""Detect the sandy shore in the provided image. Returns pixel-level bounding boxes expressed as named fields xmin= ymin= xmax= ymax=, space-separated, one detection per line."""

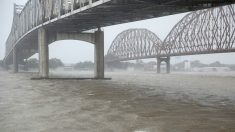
xmin=0 ymin=71 xmax=235 ymax=132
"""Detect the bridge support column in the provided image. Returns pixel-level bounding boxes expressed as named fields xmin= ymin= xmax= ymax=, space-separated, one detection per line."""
xmin=157 ymin=56 xmax=170 ymax=74
xmin=13 ymin=47 xmax=18 ymax=73
xmin=94 ymin=29 xmax=104 ymax=79
xmin=23 ymin=59 xmax=28 ymax=71
xmin=38 ymin=28 xmax=49 ymax=78
xmin=166 ymin=56 xmax=170 ymax=74
xmin=3 ymin=61 xmax=9 ymax=70
xmin=157 ymin=57 xmax=161 ymax=74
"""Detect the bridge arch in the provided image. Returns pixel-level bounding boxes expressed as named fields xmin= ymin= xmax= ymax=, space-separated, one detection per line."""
xmin=162 ymin=5 xmax=235 ymax=56
xmin=47 ymin=32 xmax=96 ymax=45
xmin=47 ymin=40 xmax=94 ymax=67
xmin=106 ymin=29 xmax=162 ymax=61
xmin=26 ymin=39 xmax=95 ymax=66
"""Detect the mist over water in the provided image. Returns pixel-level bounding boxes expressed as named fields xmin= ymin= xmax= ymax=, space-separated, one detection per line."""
xmin=1 ymin=69 xmax=235 ymax=131
xmin=1 ymin=0 xmax=235 ymax=131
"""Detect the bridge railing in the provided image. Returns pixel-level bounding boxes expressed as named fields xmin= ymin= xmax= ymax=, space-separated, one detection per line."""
xmin=5 ymin=0 xmax=103 ymax=59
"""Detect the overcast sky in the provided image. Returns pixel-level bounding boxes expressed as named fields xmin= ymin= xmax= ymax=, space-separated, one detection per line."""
xmin=1 ymin=0 xmax=235 ymax=64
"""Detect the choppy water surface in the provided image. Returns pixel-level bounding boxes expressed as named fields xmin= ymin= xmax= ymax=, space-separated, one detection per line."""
xmin=0 ymin=71 xmax=235 ymax=132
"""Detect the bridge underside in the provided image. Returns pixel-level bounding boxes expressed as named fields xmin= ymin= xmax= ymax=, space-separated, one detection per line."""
xmin=4 ymin=0 xmax=234 ymax=66
xmin=5 ymin=32 xmax=38 ymax=65
xmin=46 ymin=0 xmax=234 ymax=32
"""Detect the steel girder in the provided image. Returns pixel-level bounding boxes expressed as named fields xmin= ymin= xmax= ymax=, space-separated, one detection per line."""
xmin=106 ymin=29 xmax=162 ymax=61
xmin=5 ymin=0 xmax=235 ymax=64
xmin=107 ymin=4 xmax=235 ymax=62
xmin=163 ymin=4 xmax=235 ymax=56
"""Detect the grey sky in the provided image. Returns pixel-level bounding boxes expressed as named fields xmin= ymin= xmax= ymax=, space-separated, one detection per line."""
xmin=1 ymin=0 xmax=235 ymax=64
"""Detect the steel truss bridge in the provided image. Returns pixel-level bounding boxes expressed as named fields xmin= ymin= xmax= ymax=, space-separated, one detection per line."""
xmin=107 ymin=4 xmax=235 ymax=64
xmin=3 ymin=0 xmax=235 ymax=77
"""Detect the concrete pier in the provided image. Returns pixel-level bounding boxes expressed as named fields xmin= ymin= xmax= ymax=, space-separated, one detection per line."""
xmin=166 ymin=57 xmax=170 ymax=74
xmin=94 ymin=29 xmax=104 ymax=78
xmin=13 ymin=47 xmax=18 ymax=73
xmin=38 ymin=28 xmax=49 ymax=78
xmin=157 ymin=58 xmax=161 ymax=74
xmin=3 ymin=60 xmax=9 ymax=70
xmin=157 ymin=56 xmax=170 ymax=74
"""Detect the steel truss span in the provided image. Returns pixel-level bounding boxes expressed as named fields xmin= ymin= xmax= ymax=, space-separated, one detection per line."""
xmin=5 ymin=0 xmax=234 ymax=65
xmin=107 ymin=5 xmax=235 ymax=62
xmin=106 ymin=29 xmax=162 ymax=61
xmin=162 ymin=4 xmax=235 ymax=56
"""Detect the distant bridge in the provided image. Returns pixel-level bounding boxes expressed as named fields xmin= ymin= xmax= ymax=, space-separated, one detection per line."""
xmin=106 ymin=29 xmax=162 ymax=61
xmin=106 ymin=4 xmax=235 ymax=73
xmin=4 ymin=0 xmax=234 ymax=78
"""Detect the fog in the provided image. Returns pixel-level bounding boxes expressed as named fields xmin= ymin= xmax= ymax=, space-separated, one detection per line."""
xmin=1 ymin=1 xmax=235 ymax=131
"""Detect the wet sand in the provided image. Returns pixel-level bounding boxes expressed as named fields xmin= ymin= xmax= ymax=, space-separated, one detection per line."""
xmin=0 ymin=71 xmax=235 ymax=132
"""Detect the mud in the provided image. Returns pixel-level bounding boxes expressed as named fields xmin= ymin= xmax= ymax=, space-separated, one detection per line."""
xmin=0 ymin=71 xmax=235 ymax=132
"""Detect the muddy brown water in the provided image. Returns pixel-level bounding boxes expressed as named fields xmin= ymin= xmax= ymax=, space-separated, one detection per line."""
xmin=0 ymin=71 xmax=235 ymax=132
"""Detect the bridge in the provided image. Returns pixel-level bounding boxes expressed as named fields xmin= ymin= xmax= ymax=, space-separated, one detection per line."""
xmin=4 ymin=0 xmax=235 ymax=78
xmin=106 ymin=4 xmax=235 ymax=73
